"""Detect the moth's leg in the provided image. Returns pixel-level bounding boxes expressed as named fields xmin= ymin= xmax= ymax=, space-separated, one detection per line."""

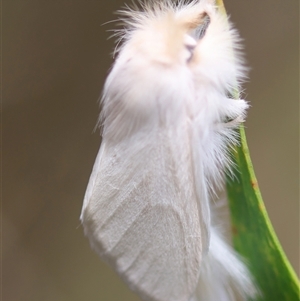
xmin=213 ymin=97 xmax=248 ymax=131
xmin=221 ymin=115 xmax=245 ymax=128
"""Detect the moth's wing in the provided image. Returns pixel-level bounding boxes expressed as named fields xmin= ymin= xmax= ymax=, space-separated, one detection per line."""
xmin=81 ymin=127 xmax=208 ymax=301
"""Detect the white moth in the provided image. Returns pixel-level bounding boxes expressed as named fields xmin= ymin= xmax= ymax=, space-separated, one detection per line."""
xmin=81 ymin=0 xmax=255 ymax=300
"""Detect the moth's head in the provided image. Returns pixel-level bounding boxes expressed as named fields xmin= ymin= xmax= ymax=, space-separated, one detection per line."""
xmin=118 ymin=2 xmax=211 ymax=66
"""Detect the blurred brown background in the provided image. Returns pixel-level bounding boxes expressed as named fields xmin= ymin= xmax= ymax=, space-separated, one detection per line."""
xmin=3 ymin=0 xmax=299 ymax=300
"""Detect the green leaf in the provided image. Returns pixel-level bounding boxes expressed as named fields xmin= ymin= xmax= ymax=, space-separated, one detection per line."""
xmin=226 ymin=127 xmax=299 ymax=301
xmin=215 ymin=1 xmax=300 ymax=300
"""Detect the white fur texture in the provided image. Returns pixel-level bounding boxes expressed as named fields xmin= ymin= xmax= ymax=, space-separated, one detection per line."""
xmin=81 ymin=1 xmax=255 ymax=301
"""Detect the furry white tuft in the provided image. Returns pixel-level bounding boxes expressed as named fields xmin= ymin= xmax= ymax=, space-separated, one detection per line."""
xmin=81 ymin=1 xmax=256 ymax=300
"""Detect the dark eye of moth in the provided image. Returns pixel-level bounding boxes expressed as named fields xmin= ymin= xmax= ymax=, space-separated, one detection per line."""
xmin=195 ymin=13 xmax=210 ymax=39
xmin=185 ymin=13 xmax=210 ymax=62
